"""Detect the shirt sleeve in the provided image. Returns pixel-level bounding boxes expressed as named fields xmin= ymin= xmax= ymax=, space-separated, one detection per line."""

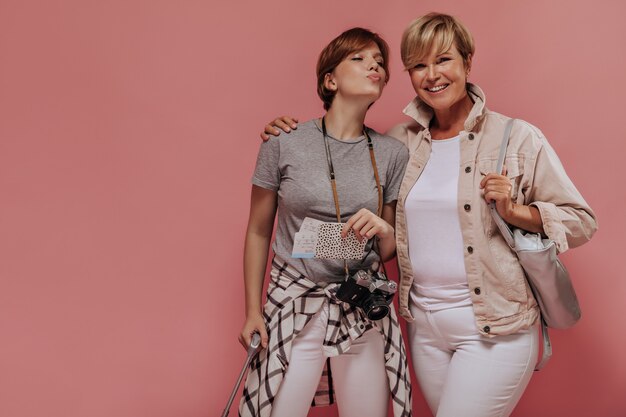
xmin=523 ymin=134 xmax=598 ymax=253
xmin=384 ymin=143 xmax=409 ymax=204
xmin=251 ymin=136 xmax=281 ymax=191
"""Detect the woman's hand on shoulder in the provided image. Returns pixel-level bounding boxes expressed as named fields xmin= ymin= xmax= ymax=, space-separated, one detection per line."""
xmin=261 ymin=116 xmax=299 ymax=141
xmin=342 ymin=208 xmax=394 ymax=242
xmin=239 ymin=313 xmax=268 ymax=351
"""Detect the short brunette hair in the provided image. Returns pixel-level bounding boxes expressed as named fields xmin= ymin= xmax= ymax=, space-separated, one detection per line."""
xmin=316 ymin=28 xmax=390 ymax=110
xmin=401 ymin=13 xmax=474 ymax=70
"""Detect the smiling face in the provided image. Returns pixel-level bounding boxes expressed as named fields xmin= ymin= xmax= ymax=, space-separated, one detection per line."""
xmin=324 ymin=43 xmax=387 ymax=108
xmin=408 ymin=42 xmax=471 ymax=113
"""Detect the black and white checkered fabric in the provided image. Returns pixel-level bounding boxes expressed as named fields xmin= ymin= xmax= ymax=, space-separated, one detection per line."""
xmin=238 ymin=257 xmax=412 ymax=417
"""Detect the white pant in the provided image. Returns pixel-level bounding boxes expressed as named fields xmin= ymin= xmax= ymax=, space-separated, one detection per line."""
xmin=271 ymin=303 xmax=389 ymax=417
xmin=407 ymin=303 xmax=538 ymax=417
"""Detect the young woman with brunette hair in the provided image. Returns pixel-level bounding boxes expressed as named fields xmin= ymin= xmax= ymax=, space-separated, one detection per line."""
xmin=261 ymin=12 xmax=597 ymax=417
xmin=239 ymin=27 xmax=411 ymax=417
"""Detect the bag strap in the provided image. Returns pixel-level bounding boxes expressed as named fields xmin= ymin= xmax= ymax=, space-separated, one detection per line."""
xmin=490 ymin=118 xmax=552 ymax=371
xmin=322 ymin=118 xmax=383 ymax=220
xmin=489 ymin=119 xmax=517 ymax=249
xmin=321 ymin=117 xmax=386 ymax=277
xmin=536 ymin=318 xmax=552 ymax=370
xmin=322 ymin=119 xmax=345 ymax=224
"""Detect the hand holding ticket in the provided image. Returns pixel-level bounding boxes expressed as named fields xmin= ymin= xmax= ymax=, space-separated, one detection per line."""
xmin=292 ymin=217 xmax=368 ymax=259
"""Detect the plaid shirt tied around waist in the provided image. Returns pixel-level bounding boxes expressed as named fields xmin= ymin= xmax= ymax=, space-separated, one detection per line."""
xmin=238 ymin=257 xmax=412 ymax=417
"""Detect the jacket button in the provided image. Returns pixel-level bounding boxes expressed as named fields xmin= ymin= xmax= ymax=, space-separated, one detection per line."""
xmin=468 ymin=133 xmax=475 ymax=140
xmin=465 ymin=166 xmax=472 ymax=173
xmin=467 ymin=246 xmax=474 ymax=254
xmin=464 ymin=204 xmax=471 ymax=211
xmin=474 ymin=287 xmax=481 ymax=295
xmin=483 ymin=326 xmax=490 ymax=333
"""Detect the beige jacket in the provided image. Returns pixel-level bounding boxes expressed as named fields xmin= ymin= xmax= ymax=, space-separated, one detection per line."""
xmin=388 ymin=84 xmax=598 ymax=336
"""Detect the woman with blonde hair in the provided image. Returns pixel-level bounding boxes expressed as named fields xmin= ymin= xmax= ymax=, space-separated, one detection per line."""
xmin=261 ymin=12 xmax=597 ymax=417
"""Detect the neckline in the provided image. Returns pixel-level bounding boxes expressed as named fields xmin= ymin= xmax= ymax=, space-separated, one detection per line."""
xmin=313 ymin=118 xmax=366 ymax=143
xmin=431 ymin=135 xmax=461 ymax=144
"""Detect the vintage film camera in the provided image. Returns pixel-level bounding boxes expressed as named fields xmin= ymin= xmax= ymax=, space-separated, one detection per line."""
xmin=336 ymin=268 xmax=397 ymax=320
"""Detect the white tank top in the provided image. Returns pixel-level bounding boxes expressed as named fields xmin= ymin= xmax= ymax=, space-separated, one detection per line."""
xmin=405 ymin=136 xmax=472 ymax=310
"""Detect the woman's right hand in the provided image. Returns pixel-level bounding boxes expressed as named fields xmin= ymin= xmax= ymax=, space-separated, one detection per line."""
xmin=261 ymin=116 xmax=299 ymax=141
xmin=342 ymin=208 xmax=394 ymax=242
xmin=239 ymin=313 xmax=269 ymax=350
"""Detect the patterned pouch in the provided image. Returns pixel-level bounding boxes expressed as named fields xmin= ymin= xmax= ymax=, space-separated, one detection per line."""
xmin=314 ymin=222 xmax=367 ymax=259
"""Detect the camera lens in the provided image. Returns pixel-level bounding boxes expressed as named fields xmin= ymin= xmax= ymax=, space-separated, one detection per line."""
xmin=363 ymin=296 xmax=390 ymax=320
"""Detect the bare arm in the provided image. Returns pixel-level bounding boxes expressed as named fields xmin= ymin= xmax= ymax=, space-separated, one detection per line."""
xmin=502 ymin=203 xmax=544 ymax=234
xmin=239 ymin=185 xmax=277 ymax=350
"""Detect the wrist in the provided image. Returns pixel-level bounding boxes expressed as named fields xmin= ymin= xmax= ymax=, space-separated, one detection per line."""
xmin=245 ymin=304 xmax=263 ymax=318
xmin=246 ymin=313 xmax=263 ymax=323
xmin=379 ymin=223 xmax=394 ymax=240
xmin=501 ymin=203 xmax=519 ymax=224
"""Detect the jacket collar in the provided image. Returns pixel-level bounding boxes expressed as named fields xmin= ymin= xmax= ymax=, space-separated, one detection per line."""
xmin=402 ymin=83 xmax=487 ymax=132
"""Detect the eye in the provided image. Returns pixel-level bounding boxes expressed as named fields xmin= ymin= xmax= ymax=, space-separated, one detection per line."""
xmin=351 ymin=56 xmax=363 ymax=61
xmin=376 ymin=60 xmax=384 ymax=66
xmin=437 ymin=57 xmax=452 ymax=64
xmin=413 ymin=63 xmax=426 ymax=69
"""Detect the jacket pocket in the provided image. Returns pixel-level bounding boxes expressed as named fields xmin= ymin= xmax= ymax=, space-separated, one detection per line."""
xmin=483 ymin=224 xmax=530 ymax=309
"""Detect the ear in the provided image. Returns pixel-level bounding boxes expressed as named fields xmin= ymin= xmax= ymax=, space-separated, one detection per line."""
xmin=324 ymin=73 xmax=337 ymax=92
xmin=465 ymin=54 xmax=473 ymax=76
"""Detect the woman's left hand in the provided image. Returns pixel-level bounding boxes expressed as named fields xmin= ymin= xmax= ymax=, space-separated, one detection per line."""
xmin=480 ymin=169 xmax=515 ymax=221
xmin=342 ymin=208 xmax=394 ymax=242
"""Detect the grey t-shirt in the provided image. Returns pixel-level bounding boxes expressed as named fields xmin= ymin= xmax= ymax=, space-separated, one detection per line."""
xmin=252 ymin=119 xmax=409 ymax=284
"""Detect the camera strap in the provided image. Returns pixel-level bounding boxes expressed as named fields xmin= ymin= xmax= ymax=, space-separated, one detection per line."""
xmin=321 ymin=116 xmax=388 ymax=278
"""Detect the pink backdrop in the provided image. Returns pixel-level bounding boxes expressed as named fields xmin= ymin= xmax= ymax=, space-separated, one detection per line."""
xmin=1 ymin=1 xmax=624 ymax=416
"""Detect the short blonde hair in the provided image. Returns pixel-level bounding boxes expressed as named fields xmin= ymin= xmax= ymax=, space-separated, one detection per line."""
xmin=317 ymin=28 xmax=390 ymax=110
xmin=401 ymin=13 xmax=474 ymax=70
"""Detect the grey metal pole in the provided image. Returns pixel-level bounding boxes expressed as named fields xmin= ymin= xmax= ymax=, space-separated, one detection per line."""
xmin=220 ymin=333 xmax=261 ymax=417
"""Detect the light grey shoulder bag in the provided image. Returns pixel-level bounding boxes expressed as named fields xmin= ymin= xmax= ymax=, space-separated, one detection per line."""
xmin=490 ymin=119 xmax=582 ymax=370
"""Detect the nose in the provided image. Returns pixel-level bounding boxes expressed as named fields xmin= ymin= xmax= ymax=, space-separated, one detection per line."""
xmin=426 ymin=64 xmax=439 ymax=80
xmin=368 ymin=59 xmax=379 ymax=71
